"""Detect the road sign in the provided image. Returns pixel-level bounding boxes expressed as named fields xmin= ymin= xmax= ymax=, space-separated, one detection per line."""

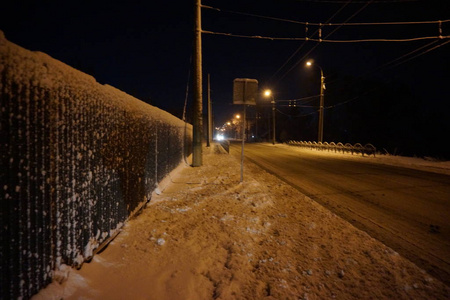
xmin=233 ymin=78 xmax=258 ymax=105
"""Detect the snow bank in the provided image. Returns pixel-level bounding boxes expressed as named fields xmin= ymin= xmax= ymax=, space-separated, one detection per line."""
xmin=0 ymin=30 xmax=192 ymax=299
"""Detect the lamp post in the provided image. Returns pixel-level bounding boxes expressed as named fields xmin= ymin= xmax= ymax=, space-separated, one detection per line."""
xmin=264 ymin=89 xmax=276 ymax=145
xmin=306 ymin=61 xmax=325 ymax=143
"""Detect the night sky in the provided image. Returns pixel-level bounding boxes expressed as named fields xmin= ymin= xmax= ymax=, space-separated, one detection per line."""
xmin=1 ymin=0 xmax=449 ymax=158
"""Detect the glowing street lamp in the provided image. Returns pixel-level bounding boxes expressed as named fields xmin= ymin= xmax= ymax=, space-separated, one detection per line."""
xmin=306 ymin=60 xmax=325 ymax=143
xmin=264 ymin=89 xmax=276 ymax=145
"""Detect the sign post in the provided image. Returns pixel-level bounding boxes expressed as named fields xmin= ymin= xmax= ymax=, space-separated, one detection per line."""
xmin=233 ymin=78 xmax=258 ymax=182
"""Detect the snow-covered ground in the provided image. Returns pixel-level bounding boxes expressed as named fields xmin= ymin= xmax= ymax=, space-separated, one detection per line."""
xmin=32 ymin=144 xmax=450 ymax=299
xmin=277 ymin=143 xmax=450 ymax=176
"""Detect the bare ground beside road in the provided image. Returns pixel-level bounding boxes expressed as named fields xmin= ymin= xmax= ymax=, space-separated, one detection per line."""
xmin=34 ymin=145 xmax=450 ymax=299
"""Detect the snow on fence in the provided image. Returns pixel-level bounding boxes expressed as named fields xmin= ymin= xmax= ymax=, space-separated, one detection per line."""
xmin=0 ymin=31 xmax=192 ymax=299
xmin=287 ymin=141 xmax=376 ymax=157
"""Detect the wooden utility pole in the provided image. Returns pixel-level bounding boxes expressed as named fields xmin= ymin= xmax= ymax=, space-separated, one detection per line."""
xmin=272 ymin=98 xmax=276 ymax=145
xmin=207 ymin=73 xmax=212 ymax=147
xmin=193 ymin=0 xmax=203 ymax=166
xmin=318 ymin=69 xmax=325 ymax=143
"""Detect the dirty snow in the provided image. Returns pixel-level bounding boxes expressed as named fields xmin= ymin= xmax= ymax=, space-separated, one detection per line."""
xmin=32 ymin=144 xmax=450 ymax=299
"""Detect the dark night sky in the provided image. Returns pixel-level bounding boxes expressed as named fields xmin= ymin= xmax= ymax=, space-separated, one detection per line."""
xmin=1 ymin=0 xmax=449 ymax=157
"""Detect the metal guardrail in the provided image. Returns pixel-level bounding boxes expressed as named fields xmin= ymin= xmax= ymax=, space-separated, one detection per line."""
xmin=287 ymin=141 xmax=377 ymax=157
xmin=1 ymin=33 xmax=192 ymax=299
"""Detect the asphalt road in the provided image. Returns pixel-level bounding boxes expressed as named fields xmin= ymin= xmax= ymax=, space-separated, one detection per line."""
xmin=230 ymin=142 xmax=450 ymax=285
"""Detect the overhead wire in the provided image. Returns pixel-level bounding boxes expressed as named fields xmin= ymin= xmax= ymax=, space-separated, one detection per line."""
xmin=202 ymin=1 xmax=353 ymax=84
xmin=276 ymin=94 xmax=320 ymax=102
xmin=384 ymin=39 xmax=450 ymax=69
xmin=328 ymin=39 xmax=440 ymax=87
xmin=273 ymin=0 xmax=374 ymax=83
xmin=325 ymin=88 xmax=379 ymax=110
xmin=276 ymin=107 xmax=319 ymax=118
xmin=318 ymin=19 xmax=450 ymax=26
xmin=202 ymin=2 xmax=448 ymax=86
xmin=202 ymin=31 xmax=450 ymax=42
xmin=326 ymin=38 xmax=448 ymax=94
xmin=291 ymin=0 xmax=421 ymax=3
xmin=201 ymin=1 xmax=449 ymax=117
xmin=323 ymin=39 xmax=450 ymax=111
xmin=280 ymin=37 xmax=449 ymax=117
xmin=201 ymin=5 xmax=308 ymax=26
xmin=201 ymin=5 xmax=448 ymax=27
xmin=270 ymin=0 xmax=352 ymax=82
xmin=202 ymin=1 xmax=449 ymax=115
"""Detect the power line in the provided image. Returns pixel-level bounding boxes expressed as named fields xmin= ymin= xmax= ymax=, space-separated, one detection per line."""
xmin=202 ymin=1 xmax=449 ymax=84
xmin=319 ymin=0 xmax=375 ymax=39
xmin=202 ymin=5 xmax=307 ymax=25
xmin=326 ymin=38 xmax=448 ymax=89
xmin=386 ymin=39 xmax=450 ymax=68
xmin=279 ymin=38 xmax=450 ymax=114
xmin=325 ymin=88 xmax=379 ymax=110
xmin=276 ymin=108 xmax=319 ymax=118
xmin=324 ymin=39 xmax=450 ymax=110
xmin=261 ymin=102 xmax=318 ymax=107
xmin=201 ymin=2 xmax=448 ymax=114
xmin=272 ymin=0 xmax=373 ymax=83
xmin=276 ymin=95 xmax=321 ymax=102
xmin=202 ymin=5 xmax=449 ymax=27
xmin=337 ymin=40 xmax=440 ymax=84
xmin=202 ymin=30 xmax=450 ymax=42
xmin=202 ymin=1 xmax=448 ymax=96
xmin=269 ymin=0 xmax=352 ymax=82
xmin=291 ymin=0 xmax=420 ymax=3
xmin=321 ymin=19 xmax=450 ymax=26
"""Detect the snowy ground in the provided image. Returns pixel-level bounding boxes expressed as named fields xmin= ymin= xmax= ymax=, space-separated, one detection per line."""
xmin=275 ymin=143 xmax=450 ymax=176
xmin=32 ymin=144 xmax=450 ymax=299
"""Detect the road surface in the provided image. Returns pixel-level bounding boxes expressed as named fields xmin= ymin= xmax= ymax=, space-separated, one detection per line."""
xmin=230 ymin=142 xmax=450 ymax=285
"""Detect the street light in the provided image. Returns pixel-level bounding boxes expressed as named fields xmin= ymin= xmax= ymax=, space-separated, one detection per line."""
xmin=264 ymin=89 xmax=276 ymax=145
xmin=306 ymin=60 xmax=325 ymax=143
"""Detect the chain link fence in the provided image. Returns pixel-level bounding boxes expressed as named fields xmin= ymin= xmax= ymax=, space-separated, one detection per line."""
xmin=0 ymin=31 xmax=192 ymax=299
